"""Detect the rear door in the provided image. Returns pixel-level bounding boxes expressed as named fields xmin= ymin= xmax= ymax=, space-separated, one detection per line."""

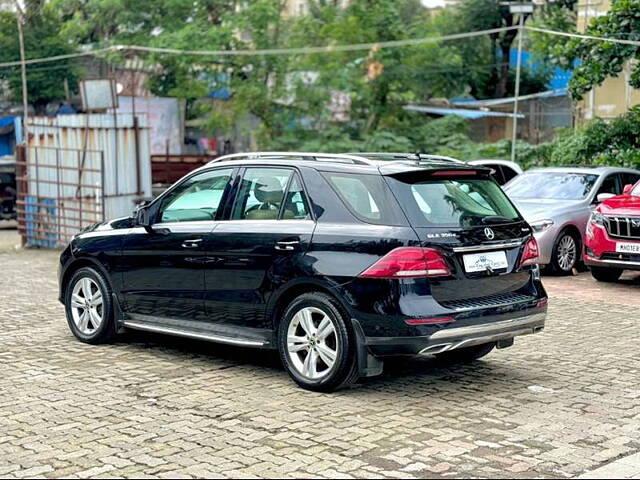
xmin=385 ymin=170 xmax=532 ymax=303
xmin=203 ymin=167 xmax=316 ymax=333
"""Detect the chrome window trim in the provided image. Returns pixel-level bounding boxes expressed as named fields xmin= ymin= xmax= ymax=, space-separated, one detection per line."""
xmin=452 ymin=240 xmax=524 ymax=253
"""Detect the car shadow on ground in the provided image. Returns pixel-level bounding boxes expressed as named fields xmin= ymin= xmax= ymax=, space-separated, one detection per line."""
xmin=115 ymin=330 xmax=533 ymax=394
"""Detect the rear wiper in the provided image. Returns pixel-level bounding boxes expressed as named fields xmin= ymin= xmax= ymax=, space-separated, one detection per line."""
xmin=481 ymin=215 xmax=514 ymax=224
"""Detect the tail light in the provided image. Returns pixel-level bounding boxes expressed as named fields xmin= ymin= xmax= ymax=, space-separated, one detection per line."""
xmin=519 ymin=236 xmax=539 ymax=267
xmin=359 ymin=247 xmax=451 ymax=279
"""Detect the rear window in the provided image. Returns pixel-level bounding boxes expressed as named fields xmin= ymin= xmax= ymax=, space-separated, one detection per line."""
xmin=389 ymin=176 xmax=521 ymax=228
xmin=323 ymin=172 xmax=406 ymax=225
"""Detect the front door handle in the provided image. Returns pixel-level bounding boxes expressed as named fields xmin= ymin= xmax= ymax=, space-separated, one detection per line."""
xmin=182 ymin=238 xmax=203 ymax=249
xmin=275 ymin=240 xmax=300 ymax=251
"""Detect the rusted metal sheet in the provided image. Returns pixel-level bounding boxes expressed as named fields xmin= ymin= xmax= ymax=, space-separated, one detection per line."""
xmin=18 ymin=113 xmax=152 ymax=247
xmin=151 ymin=154 xmax=216 ymax=185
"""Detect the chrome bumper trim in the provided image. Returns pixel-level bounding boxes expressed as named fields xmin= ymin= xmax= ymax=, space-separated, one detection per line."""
xmin=452 ymin=240 xmax=524 ymax=253
xmin=123 ymin=321 xmax=266 ymax=347
xmin=419 ymin=312 xmax=546 ymax=355
xmin=590 ymin=258 xmax=640 ymax=267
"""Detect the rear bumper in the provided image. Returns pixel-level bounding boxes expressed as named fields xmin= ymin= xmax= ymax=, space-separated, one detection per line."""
xmin=364 ymin=309 xmax=546 ymax=357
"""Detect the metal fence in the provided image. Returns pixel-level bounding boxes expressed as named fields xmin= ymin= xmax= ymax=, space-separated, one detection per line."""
xmin=16 ymin=113 xmax=152 ymax=248
xmin=16 ymin=145 xmax=104 ymax=247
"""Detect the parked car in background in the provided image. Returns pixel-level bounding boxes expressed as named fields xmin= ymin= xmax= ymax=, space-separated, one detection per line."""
xmin=503 ymin=167 xmax=640 ymax=275
xmin=469 ymin=159 xmax=523 ymax=185
xmin=0 ymin=159 xmax=16 ymax=221
xmin=584 ymin=180 xmax=640 ymax=282
xmin=58 ymin=152 xmax=547 ymax=392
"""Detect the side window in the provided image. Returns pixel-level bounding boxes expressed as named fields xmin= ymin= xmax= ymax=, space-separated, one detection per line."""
xmin=329 ymin=174 xmax=382 ymax=221
xmin=491 ymin=165 xmax=506 ymax=185
xmin=596 ymin=174 xmax=620 ymax=197
xmin=159 ymin=168 xmax=233 ymax=223
xmin=232 ymin=168 xmax=293 ymax=220
xmin=622 ymin=173 xmax=640 ymax=188
xmin=501 ymin=165 xmax=519 ymax=184
xmin=282 ymin=174 xmax=311 ymax=220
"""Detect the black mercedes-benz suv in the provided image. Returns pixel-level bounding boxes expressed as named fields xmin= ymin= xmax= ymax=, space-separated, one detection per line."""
xmin=59 ymin=152 xmax=547 ymax=391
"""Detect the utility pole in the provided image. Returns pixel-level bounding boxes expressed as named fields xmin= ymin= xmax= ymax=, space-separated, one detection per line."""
xmin=16 ymin=3 xmax=28 ymax=143
xmin=506 ymin=2 xmax=534 ymax=163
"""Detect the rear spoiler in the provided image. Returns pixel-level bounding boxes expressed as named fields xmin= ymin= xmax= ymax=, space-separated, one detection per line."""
xmin=380 ymin=164 xmax=494 ymax=180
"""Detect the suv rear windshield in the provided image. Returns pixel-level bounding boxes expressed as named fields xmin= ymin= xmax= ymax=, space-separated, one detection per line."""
xmin=388 ymin=175 xmax=521 ymax=228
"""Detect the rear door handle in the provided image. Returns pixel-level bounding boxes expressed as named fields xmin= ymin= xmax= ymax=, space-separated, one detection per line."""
xmin=182 ymin=238 xmax=203 ymax=249
xmin=275 ymin=240 xmax=300 ymax=251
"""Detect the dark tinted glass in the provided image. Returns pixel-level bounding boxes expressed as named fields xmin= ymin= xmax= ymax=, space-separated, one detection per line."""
xmin=323 ymin=172 xmax=406 ymax=226
xmin=391 ymin=176 xmax=520 ymax=228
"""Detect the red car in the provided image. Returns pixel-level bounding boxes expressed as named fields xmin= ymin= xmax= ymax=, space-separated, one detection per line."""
xmin=584 ymin=182 xmax=640 ymax=281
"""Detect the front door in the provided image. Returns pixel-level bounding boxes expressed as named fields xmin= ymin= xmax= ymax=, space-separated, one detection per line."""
xmin=204 ymin=167 xmax=315 ymax=334
xmin=121 ymin=167 xmax=236 ymax=323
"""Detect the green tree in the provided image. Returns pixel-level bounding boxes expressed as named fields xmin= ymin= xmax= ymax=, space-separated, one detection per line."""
xmin=563 ymin=0 xmax=640 ymax=100
xmin=0 ymin=2 xmax=81 ymax=113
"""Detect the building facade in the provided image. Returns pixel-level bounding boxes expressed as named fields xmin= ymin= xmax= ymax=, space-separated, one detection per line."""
xmin=576 ymin=0 xmax=640 ymax=123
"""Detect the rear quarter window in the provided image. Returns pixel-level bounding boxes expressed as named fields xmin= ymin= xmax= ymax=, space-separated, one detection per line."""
xmin=322 ymin=172 xmax=407 ymax=226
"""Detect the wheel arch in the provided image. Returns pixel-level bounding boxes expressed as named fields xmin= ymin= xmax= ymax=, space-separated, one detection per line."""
xmin=267 ymin=279 xmax=353 ymax=332
xmin=59 ymin=257 xmax=114 ymax=302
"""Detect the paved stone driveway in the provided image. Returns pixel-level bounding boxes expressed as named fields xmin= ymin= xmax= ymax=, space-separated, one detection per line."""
xmin=1 ymin=235 xmax=639 ymax=478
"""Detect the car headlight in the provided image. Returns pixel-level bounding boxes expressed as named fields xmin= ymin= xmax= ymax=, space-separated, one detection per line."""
xmin=530 ymin=219 xmax=554 ymax=233
xmin=589 ymin=211 xmax=605 ymax=226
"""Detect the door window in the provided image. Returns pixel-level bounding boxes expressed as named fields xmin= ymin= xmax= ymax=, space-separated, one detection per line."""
xmin=159 ymin=168 xmax=233 ymax=223
xmin=282 ymin=174 xmax=311 ymax=219
xmin=232 ymin=168 xmax=293 ymax=220
xmin=596 ymin=174 xmax=620 ymax=198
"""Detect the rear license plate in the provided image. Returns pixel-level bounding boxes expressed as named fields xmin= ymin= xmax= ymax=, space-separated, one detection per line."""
xmin=616 ymin=242 xmax=640 ymax=254
xmin=463 ymin=251 xmax=509 ymax=273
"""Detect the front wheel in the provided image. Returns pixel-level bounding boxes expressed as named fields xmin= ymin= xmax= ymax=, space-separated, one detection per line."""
xmin=435 ymin=342 xmax=495 ymax=364
xmin=550 ymin=231 xmax=580 ymax=275
xmin=64 ymin=267 xmax=117 ymax=344
xmin=590 ymin=266 xmax=623 ymax=282
xmin=278 ymin=292 xmax=358 ymax=392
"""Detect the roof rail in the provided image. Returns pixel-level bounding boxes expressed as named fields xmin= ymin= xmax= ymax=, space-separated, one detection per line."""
xmin=348 ymin=152 xmax=465 ymax=164
xmin=208 ymin=151 xmax=376 ymax=166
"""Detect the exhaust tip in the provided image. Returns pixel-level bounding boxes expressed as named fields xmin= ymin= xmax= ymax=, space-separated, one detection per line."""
xmin=419 ymin=344 xmax=452 ymax=355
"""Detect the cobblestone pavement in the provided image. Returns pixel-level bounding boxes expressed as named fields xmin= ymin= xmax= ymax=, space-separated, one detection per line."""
xmin=1 ymin=236 xmax=639 ymax=478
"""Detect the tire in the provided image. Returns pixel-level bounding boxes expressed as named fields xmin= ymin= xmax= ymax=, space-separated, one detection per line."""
xmin=277 ymin=292 xmax=359 ymax=392
xmin=590 ymin=266 xmax=623 ymax=282
xmin=64 ymin=266 xmax=117 ymax=344
xmin=550 ymin=230 xmax=580 ymax=275
xmin=435 ymin=342 xmax=495 ymax=364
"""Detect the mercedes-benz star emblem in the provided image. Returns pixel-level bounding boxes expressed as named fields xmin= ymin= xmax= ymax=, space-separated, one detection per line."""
xmin=484 ymin=227 xmax=495 ymax=240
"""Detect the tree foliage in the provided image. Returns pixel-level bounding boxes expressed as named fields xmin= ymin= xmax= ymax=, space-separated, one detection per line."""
xmin=0 ymin=2 xmax=80 ymax=113
xmin=563 ymin=0 xmax=640 ymax=100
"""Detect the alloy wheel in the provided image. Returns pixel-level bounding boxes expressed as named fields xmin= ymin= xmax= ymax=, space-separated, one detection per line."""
xmin=557 ymin=235 xmax=577 ymax=272
xmin=286 ymin=307 xmax=339 ymax=380
xmin=70 ymin=277 xmax=104 ymax=335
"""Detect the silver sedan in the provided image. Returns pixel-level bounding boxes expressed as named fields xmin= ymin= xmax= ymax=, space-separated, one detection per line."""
xmin=503 ymin=167 xmax=640 ymax=274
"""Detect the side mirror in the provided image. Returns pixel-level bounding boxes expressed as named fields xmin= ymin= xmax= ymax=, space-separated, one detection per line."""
xmin=133 ymin=202 xmax=152 ymax=227
xmin=623 ymin=184 xmax=634 ymax=195
xmin=596 ymin=193 xmax=615 ymax=203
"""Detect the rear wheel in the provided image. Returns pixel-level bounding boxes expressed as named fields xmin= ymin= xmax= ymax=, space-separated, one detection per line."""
xmin=590 ymin=266 xmax=623 ymax=282
xmin=550 ymin=230 xmax=580 ymax=275
xmin=64 ymin=267 xmax=117 ymax=344
xmin=435 ymin=342 xmax=495 ymax=364
xmin=278 ymin=292 xmax=358 ymax=392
